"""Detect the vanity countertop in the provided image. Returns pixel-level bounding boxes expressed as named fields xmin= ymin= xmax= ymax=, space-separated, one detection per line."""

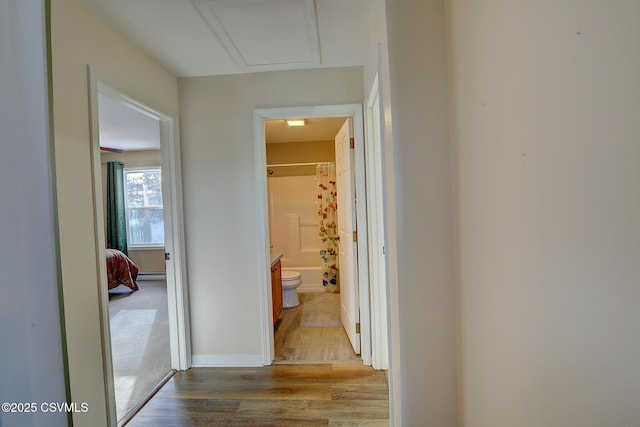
xmin=270 ymin=251 xmax=283 ymax=267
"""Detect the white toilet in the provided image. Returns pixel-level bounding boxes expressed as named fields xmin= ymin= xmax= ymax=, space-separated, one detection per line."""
xmin=281 ymin=270 xmax=302 ymax=308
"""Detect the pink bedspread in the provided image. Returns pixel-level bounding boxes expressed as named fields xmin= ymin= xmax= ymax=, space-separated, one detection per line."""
xmin=106 ymin=249 xmax=139 ymax=291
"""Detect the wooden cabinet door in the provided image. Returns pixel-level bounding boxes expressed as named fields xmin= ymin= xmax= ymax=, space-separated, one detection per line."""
xmin=271 ymin=260 xmax=283 ymax=324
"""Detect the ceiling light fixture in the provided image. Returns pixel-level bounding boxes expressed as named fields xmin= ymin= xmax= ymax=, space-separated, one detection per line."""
xmin=286 ymin=119 xmax=306 ymax=127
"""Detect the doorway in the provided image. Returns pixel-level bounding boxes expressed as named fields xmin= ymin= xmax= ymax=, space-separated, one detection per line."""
xmin=264 ymin=116 xmax=360 ymax=363
xmin=88 ymin=69 xmax=191 ymax=426
xmin=98 ymin=92 xmax=170 ymax=422
xmin=253 ymin=104 xmax=372 ymax=366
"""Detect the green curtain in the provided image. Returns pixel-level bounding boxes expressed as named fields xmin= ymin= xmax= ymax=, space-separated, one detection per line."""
xmin=106 ymin=162 xmax=128 ymax=255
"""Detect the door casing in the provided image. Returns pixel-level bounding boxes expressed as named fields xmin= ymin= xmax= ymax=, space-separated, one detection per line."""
xmin=253 ymin=104 xmax=371 ymax=365
xmin=365 ymin=72 xmax=390 ymax=370
xmin=88 ymin=67 xmax=191 ymax=426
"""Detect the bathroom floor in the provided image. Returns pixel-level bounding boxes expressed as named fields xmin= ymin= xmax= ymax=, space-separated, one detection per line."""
xmin=274 ymin=293 xmax=361 ymax=364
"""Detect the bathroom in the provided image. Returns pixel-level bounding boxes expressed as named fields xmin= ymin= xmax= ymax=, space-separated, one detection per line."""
xmin=265 ymin=117 xmax=360 ymax=363
xmin=265 ymin=117 xmax=345 ymax=293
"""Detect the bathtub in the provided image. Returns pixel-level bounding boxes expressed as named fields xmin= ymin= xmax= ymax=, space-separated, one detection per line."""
xmin=281 ymin=266 xmax=325 ymax=293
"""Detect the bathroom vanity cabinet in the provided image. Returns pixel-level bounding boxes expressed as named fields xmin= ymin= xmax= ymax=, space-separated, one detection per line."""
xmin=271 ymin=259 xmax=283 ymax=324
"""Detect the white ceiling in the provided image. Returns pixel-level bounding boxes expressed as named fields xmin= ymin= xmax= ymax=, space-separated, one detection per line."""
xmin=80 ymin=0 xmax=373 ymax=77
xmin=90 ymin=1 xmax=369 ymax=150
xmin=98 ymin=93 xmax=161 ymax=151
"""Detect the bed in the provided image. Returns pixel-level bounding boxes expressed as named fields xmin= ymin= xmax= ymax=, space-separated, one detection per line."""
xmin=106 ymin=248 xmax=139 ymax=291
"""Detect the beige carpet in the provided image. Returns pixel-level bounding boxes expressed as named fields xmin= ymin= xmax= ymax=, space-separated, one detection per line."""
xmin=300 ymin=292 xmax=342 ymax=327
xmin=108 ymin=280 xmax=171 ymax=422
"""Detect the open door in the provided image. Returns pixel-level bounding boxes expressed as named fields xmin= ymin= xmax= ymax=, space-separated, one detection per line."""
xmin=335 ymin=118 xmax=360 ymax=354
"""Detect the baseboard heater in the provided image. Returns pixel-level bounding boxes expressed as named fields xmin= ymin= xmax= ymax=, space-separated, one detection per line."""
xmin=137 ymin=272 xmax=166 ymax=281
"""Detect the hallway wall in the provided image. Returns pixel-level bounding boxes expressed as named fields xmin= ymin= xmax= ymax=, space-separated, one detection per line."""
xmin=362 ymin=0 xmax=459 ymax=425
xmin=50 ymin=0 xmax=179 ymax=424
xmin=449 ymin=1 xmax=640 ymax=425
xmin=178 ymin=67 xmax=363 ymax=364
xmin=362 ymin=0 xmax=405 ymax=423
xmin=0 ymin=2 xmax=68 ymax=426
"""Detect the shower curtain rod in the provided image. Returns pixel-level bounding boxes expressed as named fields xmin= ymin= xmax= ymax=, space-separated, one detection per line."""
xmin=266 ymin=161 xmax=335 ymax=167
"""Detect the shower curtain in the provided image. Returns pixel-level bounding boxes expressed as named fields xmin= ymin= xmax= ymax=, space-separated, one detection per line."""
xmin=316 ymin=163 xmax=339 ymax=292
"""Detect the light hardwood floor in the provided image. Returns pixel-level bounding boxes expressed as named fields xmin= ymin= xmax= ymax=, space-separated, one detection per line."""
xmin=274 ymin=293 xmax=361 ymax=364
xmin=127 ymin=293 xmax=389 ymax=426
xmin=127 ymin=364 xmax=389 ymax=426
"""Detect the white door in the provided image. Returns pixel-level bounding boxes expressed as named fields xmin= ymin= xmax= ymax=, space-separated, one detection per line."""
xmin=335 ymin=118 xmax=360 ymax=354
xmin=365 ymin=79 xmax=389 ymax=369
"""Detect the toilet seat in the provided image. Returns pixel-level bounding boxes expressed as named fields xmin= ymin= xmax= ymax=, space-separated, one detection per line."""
xmin=282 ymin=270 xmax=302 ymax=281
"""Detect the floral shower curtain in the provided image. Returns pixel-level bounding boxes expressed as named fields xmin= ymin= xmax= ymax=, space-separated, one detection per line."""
xmin=316 ymin=163 xmax=339 ymax=292
xmin=106 ymin=161 xmax=129 ymax=255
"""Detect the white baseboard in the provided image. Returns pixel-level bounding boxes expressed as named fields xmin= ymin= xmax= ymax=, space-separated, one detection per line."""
xmin=298 ymin=283 xmax=325 ymax=293
xmin=191 ymin=354 xmax=264 ymax=367
xmin=137 ymin=273 xmax=166 ymax=281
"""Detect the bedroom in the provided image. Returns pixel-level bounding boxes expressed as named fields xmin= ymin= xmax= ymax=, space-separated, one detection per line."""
xmin=98 ymin=89 xmax=171 ymax=423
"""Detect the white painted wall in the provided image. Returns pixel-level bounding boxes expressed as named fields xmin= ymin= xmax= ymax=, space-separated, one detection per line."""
xmin=363 ymin=0 xmax=405 ymax=424
xmin=367 ymin=0 xmax=459 ymax=425
xmin=178 ymin=67 xmax=363 ymax=363
xmin=0 ymin=2 xmax=68 ymax=426
xmin=449 ymin=1 xmax=640 ymax=426
xmin=50 ymin=0 xmax=179 ymax=424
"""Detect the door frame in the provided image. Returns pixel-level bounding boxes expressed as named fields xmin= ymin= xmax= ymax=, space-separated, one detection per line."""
xmin=253 ymin=104 xmax=371 ymax=365
xmin=365 ymin=72 xmax=390 ymax=370
xmin=88 ymin=67 xmax=191 ymax=425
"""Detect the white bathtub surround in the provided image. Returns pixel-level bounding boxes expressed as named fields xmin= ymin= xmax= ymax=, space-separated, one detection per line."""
xmin=268 ymin=175 xmax=326 ymax=292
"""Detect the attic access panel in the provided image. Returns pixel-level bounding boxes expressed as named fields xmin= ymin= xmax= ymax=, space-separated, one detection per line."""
xmin=193 ymin=0 xmax=321 ymax=71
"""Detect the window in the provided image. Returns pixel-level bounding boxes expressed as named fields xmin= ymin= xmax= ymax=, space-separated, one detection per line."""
xmin=124 ymin=168 xmax=164 ymax=247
